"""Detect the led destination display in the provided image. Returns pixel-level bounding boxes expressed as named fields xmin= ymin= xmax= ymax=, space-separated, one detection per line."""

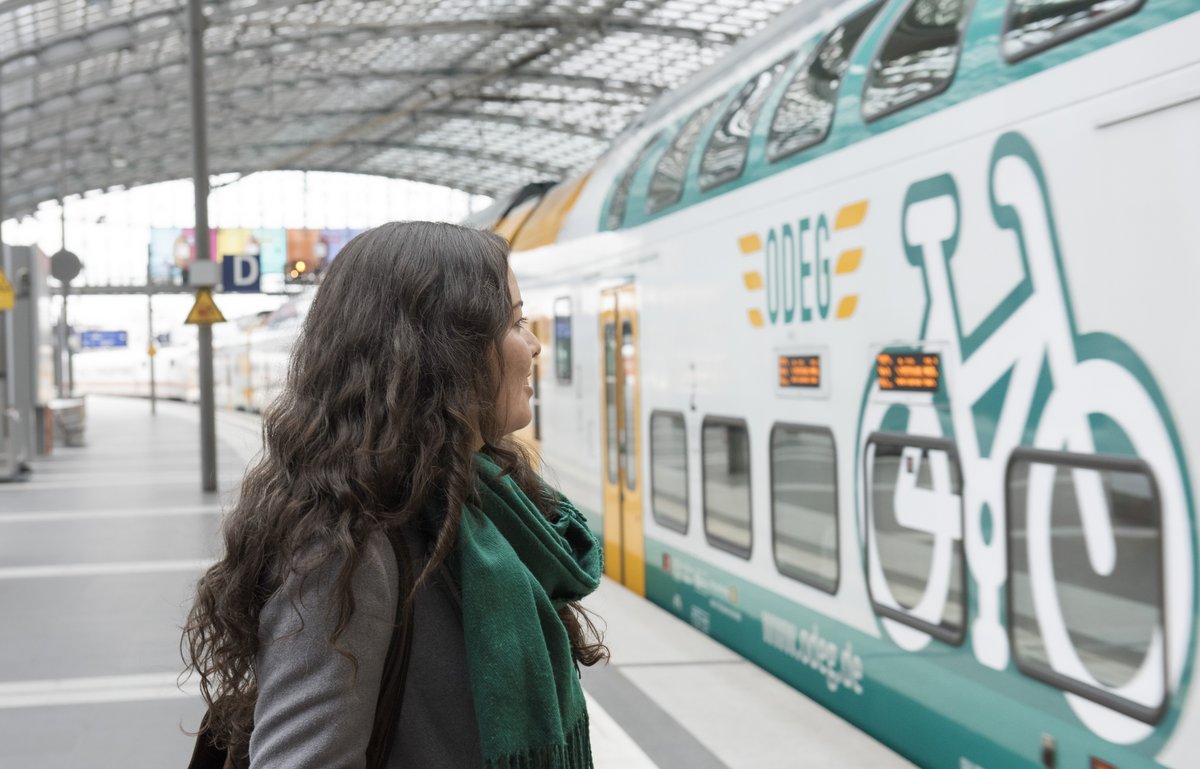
xmin=876 ymin=352 xmax=941 ymax=392
xmin=778 ymin=355 xmax=821 ymax=388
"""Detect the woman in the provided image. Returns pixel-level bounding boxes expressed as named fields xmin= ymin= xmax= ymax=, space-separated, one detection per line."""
xmin=183 ymin=221 xmax=606 ymax=769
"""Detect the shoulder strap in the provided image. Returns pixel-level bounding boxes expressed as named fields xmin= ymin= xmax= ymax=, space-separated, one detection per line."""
xmin=185 ymin=711 xmax=232 ymax=769
xmin=364 ymin=528 xmax=418 ymax=769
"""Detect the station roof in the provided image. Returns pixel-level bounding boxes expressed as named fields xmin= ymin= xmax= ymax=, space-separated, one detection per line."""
xmin=0 ymin=0 xmax=804 ymax=220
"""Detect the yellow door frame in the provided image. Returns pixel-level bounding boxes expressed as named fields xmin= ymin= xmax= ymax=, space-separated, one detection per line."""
xmin=599 ymin=285 xmax=645 ymax=596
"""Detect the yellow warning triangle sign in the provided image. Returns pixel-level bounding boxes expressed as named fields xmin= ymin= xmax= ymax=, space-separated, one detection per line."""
xmin=0 ymin=269 xmax=13 ymax=312
xmin=185 ymin=288 xmax=227 ymax=325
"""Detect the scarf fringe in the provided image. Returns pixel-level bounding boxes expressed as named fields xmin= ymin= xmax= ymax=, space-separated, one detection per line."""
xmin=483 ymin=712 xmax=592 ymax=769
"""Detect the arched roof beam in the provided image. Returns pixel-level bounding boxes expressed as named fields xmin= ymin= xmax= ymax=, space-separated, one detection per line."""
xmin=216 ymin=41 xmax=565 ymax=184
xmin=0 ymin=11 xmax=731 ymax=77
xmin=402 ymin=108 xmax=611 ymax=140
xmin=0 ymin=0 xmax=328 ymax=71
xmin=1 ymin=64 xmax=656 ymax=131
xmin=1 ymin=166 xmax=505 ymax=219
xmin=6 ymin=137 xmax=572 ymax=182
xmin=228 ymin=140 xmax=571 ymax=178
xmin=238 ymin=16 xmax=736 ymax=44
xmin=3 ymin=105 xmax=609 ymax=167
xmin=244 ymin=107 xmax=613 ymax=140
xmin=0 ymin=8 xmax=178 ymax=71
xmin=2 ymin=141 xmax=547 ymax=212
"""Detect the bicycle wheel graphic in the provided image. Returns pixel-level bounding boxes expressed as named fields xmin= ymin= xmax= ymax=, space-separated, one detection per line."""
xmin=857 ymin=392 xmax=964 ymax=653
xmin=1021 ymin=355 xmax=1191 ymax=741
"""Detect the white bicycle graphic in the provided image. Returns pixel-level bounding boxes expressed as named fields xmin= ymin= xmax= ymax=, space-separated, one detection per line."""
xmin=855 ymin=132 xmax=1193 ymax=741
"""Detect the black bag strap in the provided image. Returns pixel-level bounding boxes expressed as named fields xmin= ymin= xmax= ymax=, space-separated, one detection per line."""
xmin=189 ymin=529 xmax=417 ymax=769
xmin=186 ymin=711 xmax=233 ymax=769
xmin=364 ymin=527 xmax=418 ymax=769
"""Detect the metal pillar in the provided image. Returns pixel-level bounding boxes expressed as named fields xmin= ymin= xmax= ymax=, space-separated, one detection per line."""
xmin=10 ymin=247 xmax=39 ymax=461
xmin=0 ymin=78 xmax=14 ymax=481
xmin=147 ymin=250 xmax=157 ymax=416
xmin=0 ymin=247 xmax=15 ymax=481
xmin=52 ymin=201 xmax=70 ymax=398
xmin=62 ymin=203 xmax=73 ymax=397
xmin=188 ymin=0 xmax=217 ymax=492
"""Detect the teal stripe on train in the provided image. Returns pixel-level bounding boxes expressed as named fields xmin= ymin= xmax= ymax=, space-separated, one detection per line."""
xmin=641 ymin=537 xmax=1178 ymax=769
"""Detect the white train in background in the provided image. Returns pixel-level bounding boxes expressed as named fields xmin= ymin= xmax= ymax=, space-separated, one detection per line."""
xmin=72 ymin=290 xmax=313 ymax=412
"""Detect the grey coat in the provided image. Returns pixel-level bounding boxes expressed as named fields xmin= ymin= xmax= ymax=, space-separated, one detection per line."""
xmin=248 ymin=531 xmax=485 ymax=769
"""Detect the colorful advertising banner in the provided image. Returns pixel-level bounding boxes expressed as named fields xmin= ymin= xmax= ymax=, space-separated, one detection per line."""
xmin=148 ymin=227 xmax=184 ymax=284
xmin=321 ymin=229 xmax=361 ymax=262
xmin=149 ymin=227 xmax=366 ymax=287
xmin=254 ymin=228 xmax=287 ymax=275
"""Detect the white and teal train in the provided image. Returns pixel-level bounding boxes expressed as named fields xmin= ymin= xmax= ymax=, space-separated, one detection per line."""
xmin=75 ymin=0 xmax=1198 ymax=764
xmin=483 ymin=0 xmax=1200 ymax=766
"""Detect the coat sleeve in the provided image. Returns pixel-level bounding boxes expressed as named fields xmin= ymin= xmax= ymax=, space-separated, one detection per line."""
xmin=249 ymin=532 xmax=399 ymax=769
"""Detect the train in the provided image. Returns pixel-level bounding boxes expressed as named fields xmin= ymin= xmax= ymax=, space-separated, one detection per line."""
xmin=72 ymin=295 xmax=311 ymax=411
xmin=73 ymin=0 xmax=1200 ymax=766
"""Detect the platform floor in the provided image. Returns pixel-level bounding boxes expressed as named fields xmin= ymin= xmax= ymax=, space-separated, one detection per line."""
xmin=0 ymin=396 xmax=917 ymax=768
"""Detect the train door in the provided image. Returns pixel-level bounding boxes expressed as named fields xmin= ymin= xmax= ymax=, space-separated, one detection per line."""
xmin=600 ymin=284 xmax=645 ymax=595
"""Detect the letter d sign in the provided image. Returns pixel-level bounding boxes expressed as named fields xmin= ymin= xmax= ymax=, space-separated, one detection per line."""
xmin=222 ymin=253 xmax=262 ymax=293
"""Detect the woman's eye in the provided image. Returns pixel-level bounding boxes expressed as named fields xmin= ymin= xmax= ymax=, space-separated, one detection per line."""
xmin=516 ymin=317 xmax=528 ymax=328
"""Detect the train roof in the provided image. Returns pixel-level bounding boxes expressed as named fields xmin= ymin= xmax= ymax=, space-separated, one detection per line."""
xmin=488 ymin=0 xmax=1195 ymax=250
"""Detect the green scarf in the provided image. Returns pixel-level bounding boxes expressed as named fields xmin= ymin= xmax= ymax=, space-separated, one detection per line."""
xmin=453 ymin=453 xmax=603 ymax=769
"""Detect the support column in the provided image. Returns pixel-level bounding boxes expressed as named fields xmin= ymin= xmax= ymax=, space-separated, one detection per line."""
xmin=188 ymin=0 xmax=217 ymax=492
xmin=0 ymin=80 xmax=16 ymax=481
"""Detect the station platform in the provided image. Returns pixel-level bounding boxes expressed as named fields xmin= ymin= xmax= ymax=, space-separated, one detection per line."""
xmin=0 ymin=396 xmax=917 ymax=768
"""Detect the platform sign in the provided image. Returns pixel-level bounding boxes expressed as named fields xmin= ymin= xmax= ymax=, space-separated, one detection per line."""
xmin=778 ymin=354 xmax=821 ymax=388
xmin=0 ymin=269 xmax=12 ymax=311
xmin=81 ymin=330 xmax=128 ymax=349
xmin=222 ymin=253 xmax=261 ymax=293
xmin=876 ymin=352 xmax=941 ymax=392
xmin=185 ymin=288 xmax=227 ymax=325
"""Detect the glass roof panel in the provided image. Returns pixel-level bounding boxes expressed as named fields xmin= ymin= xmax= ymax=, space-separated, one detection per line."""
xmin=1 ymin=0 xmax=807 ymax=219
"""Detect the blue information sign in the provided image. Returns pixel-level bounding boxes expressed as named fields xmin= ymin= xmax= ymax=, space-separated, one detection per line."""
xmin=81 ymin=330 xmax=128 ymax=349
xmin=222 ymin=253 xmax=262 ymax=293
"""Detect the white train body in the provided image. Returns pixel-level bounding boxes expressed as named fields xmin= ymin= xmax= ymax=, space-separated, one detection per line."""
xmin=509 ymin=1 xmax=1200 ymax=766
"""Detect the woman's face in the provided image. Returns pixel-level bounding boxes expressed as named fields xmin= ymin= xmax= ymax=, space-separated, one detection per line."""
xmin=494 ymin=267 xmax=542 ymax=437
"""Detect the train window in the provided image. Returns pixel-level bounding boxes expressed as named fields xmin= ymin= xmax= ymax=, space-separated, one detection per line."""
xmin=603 ymin=322 xmax=618 ymax=484
xmin=606 ymin=131 xmax=663 ymax=230
xmin=865 ymin=433 xmax=965 ymax=644
xmin=651 ymin=412 xmax=689 ymax=533
xmin=771 ymin=424 xmax=838 ymax=593
xmin=553 ymin=297 xmax=572 ymax=384
xmin=1007 ymin=450 xmax=1165 ymax=723
xmin=646 ymin=97 xmax=723 ymax=214
xmin=703 ymin=417 xmax=753 ymax=558
xmin=699 ymin=57 xmax=789 ymax=191
xmin=767 ymin=1 xmax=884 ymax=162
xmin=862 ymin=0 xmax=970 ymax=122
xmin=1002 ymin=0 xmax=1144 ymax=62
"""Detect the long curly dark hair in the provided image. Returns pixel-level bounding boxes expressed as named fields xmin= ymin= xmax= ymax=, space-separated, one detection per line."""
xmin=182 ymin=221 xmax=605 ymax=751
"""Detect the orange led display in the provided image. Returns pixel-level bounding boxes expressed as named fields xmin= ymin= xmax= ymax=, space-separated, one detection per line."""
xmin=778 ymin=355 xmax=821 ymax=388
xmin=876 ymin=352 xmax=941 ymax=392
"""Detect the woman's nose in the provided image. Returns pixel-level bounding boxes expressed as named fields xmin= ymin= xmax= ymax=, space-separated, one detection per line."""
xmin=527 ymin=329 xmax=542 ymax=357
